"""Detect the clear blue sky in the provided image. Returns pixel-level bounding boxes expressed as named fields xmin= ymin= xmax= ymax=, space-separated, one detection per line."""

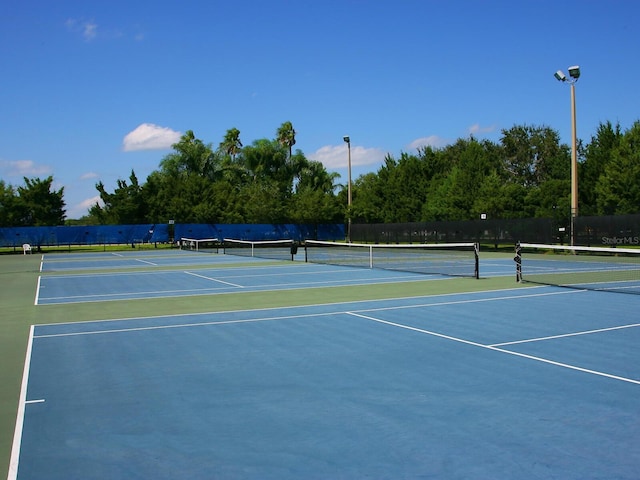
xmin=1 ymin=0 xmax=638 ymax=219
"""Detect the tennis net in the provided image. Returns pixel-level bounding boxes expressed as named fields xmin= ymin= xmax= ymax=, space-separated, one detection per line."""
xmin=179 ymin=238 xmax=220 ymax=253
xmin=223 ymin=238 xmax=297 ymax=261
xmin=515 ymin=242 xmax=640 ymax=294
xmin=304 ymin=240 xmax=480 ymax=278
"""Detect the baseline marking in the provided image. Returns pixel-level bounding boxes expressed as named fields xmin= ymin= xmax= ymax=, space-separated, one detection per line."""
xmin=347 ymin=312 xmax=640 ymax=385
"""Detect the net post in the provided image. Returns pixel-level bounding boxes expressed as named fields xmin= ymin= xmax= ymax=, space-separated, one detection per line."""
xmin=514 ymin=242 xmax=522 ymax=282
xmin=474 ymin=243 xmax=480 ymax=279
xmin=369 ymin=245 xmax=373 ymax=269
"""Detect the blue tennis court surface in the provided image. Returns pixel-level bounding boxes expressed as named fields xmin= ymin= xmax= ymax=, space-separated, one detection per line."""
xmin=11 ymin=286 xmax=640 ymax=479
xmin=40 ymin=250 xmax=265 ymax=272
xmin=36 ymin=264 xmax=453 ymax=305
xmin=35 ymin=250 xmax=519 ymax=305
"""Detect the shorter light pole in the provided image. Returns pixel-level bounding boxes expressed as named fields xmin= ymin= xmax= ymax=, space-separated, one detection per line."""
xmin=554 ymin=65 xmax=580 ymax=245
xmin=343 ymin=135 xmax=352 ymax=243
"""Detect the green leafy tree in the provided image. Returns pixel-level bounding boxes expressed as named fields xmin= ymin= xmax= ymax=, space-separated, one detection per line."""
xmin=581 ymin=121 xmax=622 ymax=215
xmin=219 ymin=128 xmax=243 ymax=161
xmin=595 ymin=121 xmax=640 ymax=215
xmin=240 ymin=139 xmax=294 ymax=194
xmin=90 ymin=170 xmax=146 ymax=224
xmin=276 ymin=121 xmax=296 ymax=160
xmin=290 ymin=187 xmax=342 ymax=224
xmin=0 ymin=180 xmax=17 ymax=227
xmin=500 ymin=125 xmax=569 ymax=187
xmin=296 ymin=159 xmax=340 ymax=194
xmin=238 ymin=180 xmax=287 ymax=223
xmin=14 ymin=176 xmax=66 ymax=226
xmin=160 ymin=130 xmax=219 ymax=179
xmin=351 ymin=172 xmax=384 ymax=223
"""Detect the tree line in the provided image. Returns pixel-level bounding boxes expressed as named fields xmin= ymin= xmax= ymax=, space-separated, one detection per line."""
xmin=351 ymin=121 xmax=640 ymax=225
xmin=1 ymin=120 xmax=639 ymax=227
xmin=0 ymin=176 xmax=65 ymax=226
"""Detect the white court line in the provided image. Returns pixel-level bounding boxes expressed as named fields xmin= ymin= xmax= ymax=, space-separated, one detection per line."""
xmin=34 ymin=311 xmax=337 ymax=339
xmin=37 ymin=263 xmax=311 ymax=278
xmin=135 ymin=259 xmax=157 ymax=266
xmin=39 ymin=286 xmax=232 ymax=302
xmin=8 ymin=325 xmax=35 ymax=480
xmin=34 ymin=276 xmax=42 ymax=306
xmin=25 ymin=399 xmax=45 ymax=404
xmin=347 ymin=312 xmax=640 ymax=386
xmin=33 ymin=286 xmax=561 ymax=330
xmin=34 ymin=287 xmax=576 ymax=337
xmin=184 ymin=271 xmax=244 ymax=288
xmin=351 ymin=288 xmax=585 ymax=314
xmin=36 ymin=270 xmax=432 ymax=304
xmin=33 ymin=285 xmax=546 ymax=328
xmin=490 ymin=323 xmax=640 ymax=347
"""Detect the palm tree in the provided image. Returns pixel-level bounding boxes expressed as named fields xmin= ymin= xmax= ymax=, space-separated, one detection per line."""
xmin=276 ymin=121 xmax=296 ymax=160
xmin=220 ymin=128 xmax=243 ymax=161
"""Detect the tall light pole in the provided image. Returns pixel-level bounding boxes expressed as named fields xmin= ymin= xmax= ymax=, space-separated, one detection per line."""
xmin=343 ymin=135 xmax=352 ymax=243
xmin=554 ymin=65 xmax=580 ymax=245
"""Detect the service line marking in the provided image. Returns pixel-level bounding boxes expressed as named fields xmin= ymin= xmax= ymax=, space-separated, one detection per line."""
xmin=184 ymin=271 xmax=244 ymax=288
xmin=490 ymin=323 xmax=640 ymax=347
xmin=348 ymin=311 xmax=640 ymax=386
xmin=135 ymin=258 xmax=157 ymax=266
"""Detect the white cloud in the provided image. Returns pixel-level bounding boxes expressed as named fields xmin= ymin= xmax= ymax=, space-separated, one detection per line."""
xmin=65 ymin=18 xmax=98 ymax=41
xmin=83 ymin=22 xmax=98 ymax=41
xmin=80 ymin=172 xmax=99 ymax=181
xmin=67 ymin=195 xmax=103 ymax=219
xmin=309 ymin=144 xmax=386 ymax=170
xmin=468 ymin=123 xmax=496 ymax=135
xmin=0 ymin=159 xmax=51 ymax=178
xmin=65 ymin=18 xmax=144 ymax=42
xmin=406 ymin=136 xmax=450 ymax=151
xmin=122 ymin=123 xmax=181 ymax=152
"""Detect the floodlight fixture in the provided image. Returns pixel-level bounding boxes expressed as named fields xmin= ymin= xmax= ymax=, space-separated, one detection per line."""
xmin=554 ymin=70 xmax=567 ymax=82
xmin=568 ymin=65 xmax=580 ymax=79
xmin=343 ymin=135 xmax=350 ymax=143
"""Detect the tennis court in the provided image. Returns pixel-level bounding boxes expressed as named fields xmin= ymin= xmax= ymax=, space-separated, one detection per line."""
xmin=4 ymin=246 xmax=640 ymax=479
